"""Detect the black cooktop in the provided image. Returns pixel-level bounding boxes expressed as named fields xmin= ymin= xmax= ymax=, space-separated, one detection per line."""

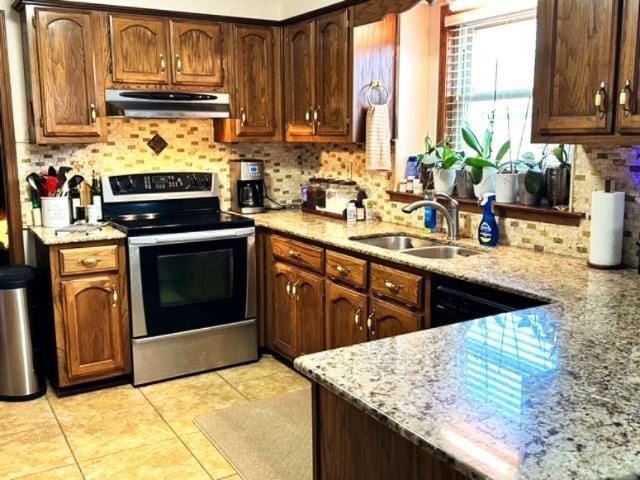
xmin=109 ymin=211 xmax=254 ymax=237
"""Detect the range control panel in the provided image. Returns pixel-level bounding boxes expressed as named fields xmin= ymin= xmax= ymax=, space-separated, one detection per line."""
xmin=107 ymin=172 xmax=213 ymax=195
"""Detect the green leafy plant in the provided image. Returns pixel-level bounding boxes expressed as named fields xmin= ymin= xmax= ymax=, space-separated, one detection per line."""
xmin=519 ymin=150 xmax=545 ymax=195
xmin=416 ymin=135 xmax=464 ymax=170
xmin=461 ymin=120 xmax=511 ymax=184
xmin=551 ymin=144 xmax=570 ymax=168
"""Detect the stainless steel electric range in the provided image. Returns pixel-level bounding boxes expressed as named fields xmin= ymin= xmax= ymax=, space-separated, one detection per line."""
xmin=101 ymin=172 xmax=257 ymax=386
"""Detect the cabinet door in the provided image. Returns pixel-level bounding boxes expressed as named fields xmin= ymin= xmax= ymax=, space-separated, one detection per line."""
xmin=61 ymin=275 xmax=124 ymax=380
xmin=284 ymin=21 xmax=315 ymax=139
xmin=315 ymin=10 xmax=351 ymax=137
xmin=35 ymin=9 xmax=102 ymax=138
xmin=326 ymin=281 xmax=367 ymax=349
xmin=110 ymin=15 xmax=169 ymax=84
xmin=295 ymin=269 xmax=324 ymax=356
xmin=234 ymin=25 xmax=278 ymax=137
xmin=617 ymin=1 xmax=640 ymax=133
xmin=270 ymin=261 xmax=297 ymax=359
xmin=368 ymin=297 xmax=422 ymax=341
xmin=170 ymin=20 xmax=224 ymax=87
xmin=533 ymin=0 xmax=619 ymax=135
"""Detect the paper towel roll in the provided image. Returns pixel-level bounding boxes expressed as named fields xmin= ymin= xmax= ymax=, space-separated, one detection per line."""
xmin=589 ymin=191 xmax=625 ymax=267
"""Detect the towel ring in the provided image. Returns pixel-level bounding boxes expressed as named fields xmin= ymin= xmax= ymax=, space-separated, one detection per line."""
xmin=366 ymin=80 xmax=390 ymax=107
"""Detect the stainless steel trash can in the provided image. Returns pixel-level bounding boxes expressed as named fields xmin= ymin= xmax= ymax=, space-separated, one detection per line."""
xmin=0 ymin=265 xmax=45 ymax=401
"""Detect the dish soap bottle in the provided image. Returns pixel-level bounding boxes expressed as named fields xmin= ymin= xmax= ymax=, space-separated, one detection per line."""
xmin=478 ymin=194 xmax=499 ymax=247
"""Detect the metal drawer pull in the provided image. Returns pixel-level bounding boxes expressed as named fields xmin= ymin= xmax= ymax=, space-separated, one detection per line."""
xmin=291 ymin=281 xmax=299 ymax=297
xmin=313 ymin=106 xmax=320 ymax=126
xmin=367 ymin=310 xmax=375 ymax=335
xmin=240 ymin=107 xmax=247 ymax=126
xmin=288 ymin=249 xmax=301 ymax=259
xmin=89 ymin=104 xmax=97 ymax=124
xmin=354 ymin=307 xmax=362 ymax=329
xmin=286 ymin=281 xmax=292 ymax=296
xmin=595 ymin=81 xmax=607 ymax=118
xmin=112 ymin=286 xmax=118 ymax=307
xmin=384 ymin=280 xmax=402 ymax=293
xmin=620 ymin=80 xmax=632 ymax=116
xmin=305 ymin=109 xmax=311 ymax=123
xmin=80 ymin=257 xmax=101 ymax=267
xmin=175 ymin=54 xmax=182 ymax=73
xmin=336 ymin=264 xmax=350 ymax=276
xmin=159 ymin=54 xmax=166 ymax=72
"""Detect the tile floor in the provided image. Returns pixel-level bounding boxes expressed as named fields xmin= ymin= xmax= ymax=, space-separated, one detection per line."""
xmin=0 ymin=356 xmax=310 ymax=480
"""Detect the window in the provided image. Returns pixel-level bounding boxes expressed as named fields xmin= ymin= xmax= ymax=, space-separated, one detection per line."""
xmin=441 ymin=6 xmax=540 ymax=160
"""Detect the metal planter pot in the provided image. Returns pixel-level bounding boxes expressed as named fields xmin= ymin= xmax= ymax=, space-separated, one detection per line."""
xmin=518 ymin=172 xmax=543 ymax=206
xmin=456 ymin=168 xmax=476 ymax=199
xmin=545 ymin=167 xmax=570 ymax=207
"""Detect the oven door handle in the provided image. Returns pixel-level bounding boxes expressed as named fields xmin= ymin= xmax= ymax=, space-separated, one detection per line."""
xmin=128 ymin=227 xmax=255 ymax=246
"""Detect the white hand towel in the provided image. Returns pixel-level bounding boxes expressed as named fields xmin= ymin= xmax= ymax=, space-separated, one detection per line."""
xmin=366 ymin=104 xmax=391 ymax=171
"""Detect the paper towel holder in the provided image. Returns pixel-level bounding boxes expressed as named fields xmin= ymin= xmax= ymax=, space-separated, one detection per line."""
xmin=587 ymin=177 xmax=625 ymax=270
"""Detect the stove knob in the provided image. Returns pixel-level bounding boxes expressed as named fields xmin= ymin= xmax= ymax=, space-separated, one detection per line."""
xmin=125 ymin=176 xmax=134 ymax=191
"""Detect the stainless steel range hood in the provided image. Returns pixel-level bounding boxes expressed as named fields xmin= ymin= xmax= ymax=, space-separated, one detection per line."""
xmin=105 ymin=90 xmax=230 ymax=119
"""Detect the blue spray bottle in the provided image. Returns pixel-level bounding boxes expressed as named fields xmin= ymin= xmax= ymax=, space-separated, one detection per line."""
xmin=478 ymin=193 xmax=499 ymax=247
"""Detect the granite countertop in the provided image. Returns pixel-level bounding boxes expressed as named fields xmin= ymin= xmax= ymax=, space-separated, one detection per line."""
xmin=252 ymin=211 xmax=640 ymax=480
xmin=29 ymin=225 xmax=127 ymax=245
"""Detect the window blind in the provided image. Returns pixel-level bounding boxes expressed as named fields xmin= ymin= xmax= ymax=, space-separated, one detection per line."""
xmin=443 ymin=9 xmax=538 ymax=159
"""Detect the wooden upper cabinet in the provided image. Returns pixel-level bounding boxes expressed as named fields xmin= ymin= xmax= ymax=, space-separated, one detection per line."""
xmin=110 ymin=14 xmax=169 ymax=84
xmin=61 ymin=274 xmax=124 ymax=380
xmin=533 ymin=0 xmax=619 ymax=136
xmin=284 ymin=21 xmax=315 ymax=139
xmin=32 ymin=8 xmax=103 ymax=142
xmin=170 ymin=20 xmax=224 ymax=88
xmin=617 ymin=0 xmax=640 ymax=133
xmin=233 ymin=25 xmax=280 ymax=138
xmin=326 ymin=281 xmax=367 ymax=349
xmin=296 ymin=269 xmax=324 ymax=356
xmin=315 ymin=10 xmax=351 ymax=137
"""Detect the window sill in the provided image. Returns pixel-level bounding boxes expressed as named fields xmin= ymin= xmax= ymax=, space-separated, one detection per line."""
xmin=386 ymin=191 xmax=584 ymax=227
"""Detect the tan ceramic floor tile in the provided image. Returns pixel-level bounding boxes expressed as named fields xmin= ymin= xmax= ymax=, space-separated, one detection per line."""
xmin=0 ymin=426 xmax=74 ymax=480
xmin=48 ymin=385 xmax=149 ymax=424
xmin=61 ymin=402 xmax=174 ymax=462
xmin=232 ymin=369 xmax=310 ymax=401
xmin=80 ymin=437 xmax=210 ymax=480
xmin=181 ymin=431 xmax=236 ymax=479
xmin=141 ymin=372 xmax=247 ymax=435
xmin=12 ymin=464 xmax=84 ymax=480
xmin=217 ymin=356 xmax=292 ymax=386
xmin=0 ymin=397 xmax=57 ymax=437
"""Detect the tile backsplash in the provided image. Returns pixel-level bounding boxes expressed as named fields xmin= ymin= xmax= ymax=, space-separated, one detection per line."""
xmin=17 ymin=118 xmax=640 ymax=268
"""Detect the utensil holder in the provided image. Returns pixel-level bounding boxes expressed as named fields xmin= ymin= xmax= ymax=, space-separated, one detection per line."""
xmin=41 ymin=197 xmax=70 ymax=228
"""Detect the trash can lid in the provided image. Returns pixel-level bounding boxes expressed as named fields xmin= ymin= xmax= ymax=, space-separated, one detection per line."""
xmin=0 ymin=265 xmax=36 ymax=289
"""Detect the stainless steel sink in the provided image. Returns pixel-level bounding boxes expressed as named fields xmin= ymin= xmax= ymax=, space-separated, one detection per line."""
xmin=403 ymin=246 xmax=482 ymax=259
xmin=352 ymin=235 xmax=442 ymax=250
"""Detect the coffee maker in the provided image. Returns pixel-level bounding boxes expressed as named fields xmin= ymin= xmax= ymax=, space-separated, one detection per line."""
xmin=230 ymin=159 xmax=265 ymax=214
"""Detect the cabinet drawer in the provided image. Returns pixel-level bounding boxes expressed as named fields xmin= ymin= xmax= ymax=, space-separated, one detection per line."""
xmin=271 ymin=235 xmax=324 ymax=273
xmin=326 ymin=250 xmax=367 ymax=289
xmin=59 ymin=245 xmax=119 ymax=276
xmin=370 ymin=263 xmax=423 ymax=308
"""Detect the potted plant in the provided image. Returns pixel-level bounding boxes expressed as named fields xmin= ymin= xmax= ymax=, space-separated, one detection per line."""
xmin=416 ymin=136 xmax=464 ymax=195
xmin=545 ymin=144 xmax=570 ymax=207
xmin=518 ymin=150 xmax=545 ymax=206
xmin=461 ymin=122 xmax=510 ymax=199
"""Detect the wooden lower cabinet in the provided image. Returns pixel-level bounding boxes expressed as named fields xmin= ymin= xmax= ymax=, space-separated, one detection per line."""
xmin=61 ymin=274 xmax=124 ymax=380
xmin=37 ymin=239 xmax=131 ymax=389
xmin=313 ymin=384 xmax=469 ymax=480
xmin=269 ymin=261 xmax=324 ymax=359
xmin=368 ymin=297 xmax=422 ymax=340
xmin=326 ymin=281 xmax=368 ymax=349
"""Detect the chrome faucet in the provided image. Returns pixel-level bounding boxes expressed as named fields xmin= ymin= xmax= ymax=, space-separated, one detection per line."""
xmin=401 ymin=192 xmax=460 ymax=240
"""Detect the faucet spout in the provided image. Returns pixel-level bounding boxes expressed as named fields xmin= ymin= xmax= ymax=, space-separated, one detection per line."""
xmin=401 ymin=192 xmax=460 ymax=240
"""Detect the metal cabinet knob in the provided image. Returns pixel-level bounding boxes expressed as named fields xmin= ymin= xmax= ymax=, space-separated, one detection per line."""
xmin=335 ymin=265 xmax=350 ymax=276
xmin=367 ymin=310 xmax=375 ymax=336
xmin=175 ymin=54 xmax=182 ymax=73
xmin=112 ymin=286 xmax=118 ymax=307
xmin=159 ymin=54 xmax=166 ymax=72
xmin=80 ymin=256 xmax=100 ymax=267
xmin=595 ymin=81 xmax=607 ymax=118
xmin=384 ymin=280 xmax=402 ymax=293
xmin=620 ymin=80 xmax=632 ymax=117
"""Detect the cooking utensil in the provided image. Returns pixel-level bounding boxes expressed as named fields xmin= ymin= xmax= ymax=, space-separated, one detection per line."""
xmin=65 ymin=175 xmax=84 ymax=195
xmin=47 ymin=166 xmax=57 ymax=177
xmin=45 ymin=176 xmax=59 ymax=197
xmin=26 ymin=173 xmax=40 ymax=192
xmin=56 ymin=166 xmax=72 ymax=195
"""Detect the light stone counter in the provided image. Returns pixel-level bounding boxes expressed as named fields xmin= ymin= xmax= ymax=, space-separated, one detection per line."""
xmin=251 ymin=210 xmax=640 ymax=480
xmin=29 ymin=225 xmax=127 ymax=245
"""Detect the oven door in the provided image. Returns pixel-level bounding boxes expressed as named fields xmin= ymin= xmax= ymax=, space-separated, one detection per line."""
xmin=128 ymin=227 xmax=255 ymax=338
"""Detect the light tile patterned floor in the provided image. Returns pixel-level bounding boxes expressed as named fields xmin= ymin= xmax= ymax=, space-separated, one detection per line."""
xmin=0 ymin=356 xmax=309 ymax=480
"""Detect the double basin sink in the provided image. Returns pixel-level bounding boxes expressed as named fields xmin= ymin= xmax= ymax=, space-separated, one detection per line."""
xmin=351 ymin=235 xmax=483 ymax=259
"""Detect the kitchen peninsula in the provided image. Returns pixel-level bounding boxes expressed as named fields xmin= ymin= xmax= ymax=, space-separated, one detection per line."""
xmin=251 ymin=210 xmax=640 ymax=480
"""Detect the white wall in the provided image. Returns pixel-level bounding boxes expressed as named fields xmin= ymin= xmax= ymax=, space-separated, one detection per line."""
xmin=0 ymin=0 xmax=342 ymax=143
xmin=395 ymin=2 xmax=442 ymax=183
